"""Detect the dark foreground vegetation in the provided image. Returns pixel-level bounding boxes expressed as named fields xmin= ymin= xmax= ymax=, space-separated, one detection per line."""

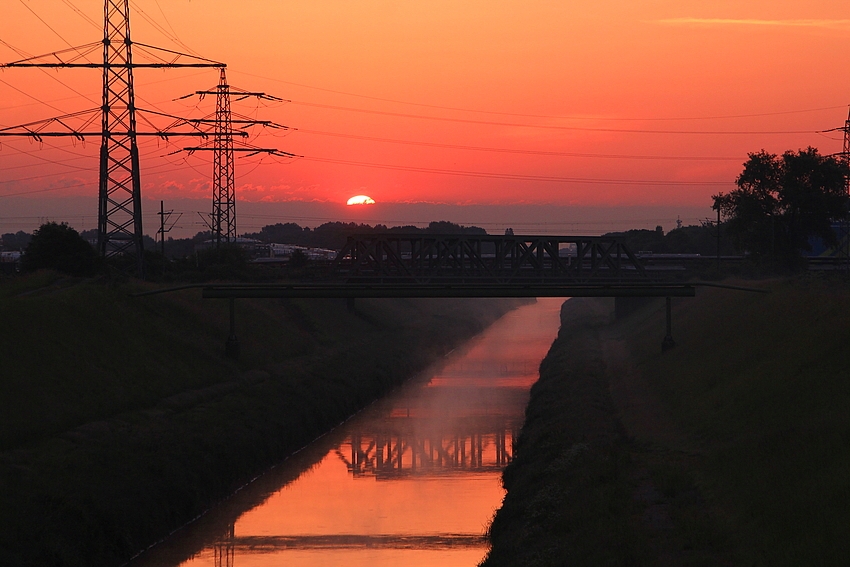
xmin=0 ymin=271 xmax=524 ymax=566
xmin=484 ymin=276 xmax=849 ymax=566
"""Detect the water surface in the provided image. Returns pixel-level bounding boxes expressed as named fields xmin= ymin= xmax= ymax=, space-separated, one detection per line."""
xmin=132 ymin=298 xmax=564 ymax=567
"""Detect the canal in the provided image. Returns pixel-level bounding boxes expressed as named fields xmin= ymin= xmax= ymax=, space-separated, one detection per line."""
xmin=131 ymin=297 xmax=565 ymax=567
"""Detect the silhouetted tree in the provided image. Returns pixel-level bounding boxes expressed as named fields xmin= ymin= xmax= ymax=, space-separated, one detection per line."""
xmin=1 ymin=230 xmax=32 ymax=251
xmin=713 ymin=148 xmax=849 ymax=265
xmin=426 ymin=220 xmax=486 ymax=235
xmin=21 ymin=222 xmax=99 ymax=276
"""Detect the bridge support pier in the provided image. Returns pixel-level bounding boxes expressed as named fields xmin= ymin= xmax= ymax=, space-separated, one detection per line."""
xmin=662 ymin=296 xmax=676 ymax=352
xmin=346 ymin=297 xmax=356 ymax=313
xmin=225 ymin=298 xmax=240 ymax=359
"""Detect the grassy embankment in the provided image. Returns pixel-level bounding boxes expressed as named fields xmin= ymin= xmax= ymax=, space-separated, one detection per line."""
xmin=0 ymin=272 xmax=525 ymax=567
xmin=483 ymin=276 xmax=849 ymax=566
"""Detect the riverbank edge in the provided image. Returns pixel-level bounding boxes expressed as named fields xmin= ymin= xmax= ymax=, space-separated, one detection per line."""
xmin=483 ymin=277 xmax=850 ymax=565
xmin=0 ymin=276 xmax=527 ymax=567
xmin=482 ymin=296 xmax=652 ymax=565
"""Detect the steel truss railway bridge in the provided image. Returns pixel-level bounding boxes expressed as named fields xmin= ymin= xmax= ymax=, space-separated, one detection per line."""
xmin=207 ymin=233 xmax=696 ymax=299
xmin=140 ymin=233 xmax=764 ymax=355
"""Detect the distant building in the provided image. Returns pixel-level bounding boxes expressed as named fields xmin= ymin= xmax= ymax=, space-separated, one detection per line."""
xmin=253 ymin=243 xmax=337 ymax=264
xmin=806 ymin=222 xmax=850 ymax=258
xmin=0 ymin=251 xmax=22 ymax=274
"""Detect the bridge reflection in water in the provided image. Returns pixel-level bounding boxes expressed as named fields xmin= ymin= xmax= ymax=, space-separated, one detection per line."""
xmin=133 ymin=298 xmax=564 ymax=567
xmin=340 ymin=416 xmax=519 ymax=478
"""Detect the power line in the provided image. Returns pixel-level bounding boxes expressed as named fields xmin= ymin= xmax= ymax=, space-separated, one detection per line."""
xmin=288 ymin=100 xmax=817 ymax=134
xmin=129 ymin=0 xmax=201 ymax=57
xmin=0 ymin=77 xmax=74 ymax=116
xmin=0 ymin=162 xmax=205 ymax=197
xmin=0 ymin=38 xmax=99 ymax=106
xmin=153 ymin=0 xmax=183 ymax=41
xmin=293 ymin=128 xmax=741 ymax=161
xmin=231 ymin=70 xmax=846 ymax=122
xmin=61 ymin=0 xmax=100 ymax=30
xmin=17 ymin=0 xmax=77 ymax=49
xmin=0 ymin=181 xmax=90 ymax=198
xmin=1 ymin=3 xmax=226 ymax=272
xmin=0 ymin=69 xmax=210 ymax=113
xmin=0 ymin=144 xmax=94 ymax=172
xmin=300 ymin=156 xmax=731 ymax=186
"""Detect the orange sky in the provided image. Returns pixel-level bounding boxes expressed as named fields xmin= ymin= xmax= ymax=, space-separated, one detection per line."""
xmin=2 ymin=1 xmax=850 ymax=235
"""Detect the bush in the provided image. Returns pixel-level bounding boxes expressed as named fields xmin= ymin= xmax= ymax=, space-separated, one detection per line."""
xmin=21 ymin=222 xmax=99 ymax=276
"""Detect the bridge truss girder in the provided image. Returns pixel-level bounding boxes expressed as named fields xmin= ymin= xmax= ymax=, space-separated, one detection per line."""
xmin=331 ymin=234 xmax=648 ymax=284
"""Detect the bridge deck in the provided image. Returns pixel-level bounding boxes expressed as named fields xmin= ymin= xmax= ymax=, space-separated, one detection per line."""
xmin=201 ymin=282 xmax=696 ymax=299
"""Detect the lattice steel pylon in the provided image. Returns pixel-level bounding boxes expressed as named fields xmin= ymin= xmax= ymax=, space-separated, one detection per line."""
xmin=98 ymin=0 xmax=143 ymax=269
xmin=1 ymin=0 xmax=225 ymax=276
xmin=179 ymin=71 xmax=295 ymax=247
xmin=212 ymin=68 xmax=236 ymax=246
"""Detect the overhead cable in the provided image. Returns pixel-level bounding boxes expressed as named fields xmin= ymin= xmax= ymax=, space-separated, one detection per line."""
xmin=231 ymin=70 xmax=846 ymax=122
xmin=301 ymin=156 xmax=731 ymax=186
xmin=294 ymin=128 xmax=741 ymax=160
xmin=289 ymin=101 xmax=816 ymax=135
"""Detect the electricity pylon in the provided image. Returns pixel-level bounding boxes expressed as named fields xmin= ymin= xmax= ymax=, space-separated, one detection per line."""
xmin=0 ymin=0 xmax=227 ymax=275
xmin=213 ymin=69 xmax=238 ymax=246
xmin=179 ymin=69 xmax=296 ymax=247
xmin=99 ymin=0 xmax=142 ymax=267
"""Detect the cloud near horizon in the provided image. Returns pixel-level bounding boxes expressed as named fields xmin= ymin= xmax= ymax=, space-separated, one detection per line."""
xmin=654 ymin=18 xmax=850 ymax=29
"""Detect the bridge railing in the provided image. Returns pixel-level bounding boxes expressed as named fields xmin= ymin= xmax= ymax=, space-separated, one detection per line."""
xmin=330 ymin=234 xmax=650 ymax=284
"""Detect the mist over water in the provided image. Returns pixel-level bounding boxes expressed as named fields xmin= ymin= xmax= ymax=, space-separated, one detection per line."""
xmin=132 ymin=298 xmax=565 ymax=567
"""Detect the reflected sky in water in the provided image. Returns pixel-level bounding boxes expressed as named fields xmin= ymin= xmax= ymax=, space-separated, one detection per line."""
xmin=134 ymin=298 xmax=564 ymax=567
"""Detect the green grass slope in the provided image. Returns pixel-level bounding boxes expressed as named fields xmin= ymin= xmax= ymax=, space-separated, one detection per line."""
xmin=0 ymin=272 xmax=524 ymax=566
xmin=484 ymin=276 xmax=850 ymax=566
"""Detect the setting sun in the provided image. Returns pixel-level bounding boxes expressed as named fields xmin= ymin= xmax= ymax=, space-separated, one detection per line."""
xmin=346 ymin=195 xmax=376 ymax=205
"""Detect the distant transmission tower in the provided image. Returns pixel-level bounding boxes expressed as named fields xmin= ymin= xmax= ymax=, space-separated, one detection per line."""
xmin=0 ymin=0 xmax=226 ymax=274
xmin=213 ymin=69 xmax=237 ymax=245
xmin=180 ymin=69 xmax=295 ymax=247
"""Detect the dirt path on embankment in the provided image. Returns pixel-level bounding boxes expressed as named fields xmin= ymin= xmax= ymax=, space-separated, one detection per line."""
xmin=484 ymin=278 xmax=850 ymax=566
xmin=598 ymin=314 xmax=723 ymax=566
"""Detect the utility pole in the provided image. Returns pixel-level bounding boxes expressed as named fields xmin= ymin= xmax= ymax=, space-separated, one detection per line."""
xmin=706 ymin=202 xmax=722 ymax=272
xmin=156 ymin=201 xmax=181 ymax=256
xmin=843 ymin=107 xmax=850 ymax=171
xmin=824 ymin=107 xmax=850 ymax=270
xmin=160 ymin=201 xmax=166 ymax=255
xmin=716 ymin=204 xmax=721 ymax=272
xmin=1 ymin=0 xmax=228 ymax=276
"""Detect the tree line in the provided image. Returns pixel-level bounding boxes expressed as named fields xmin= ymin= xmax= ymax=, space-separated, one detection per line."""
xmin=713 ymin=147 xmax=849 ymax=268
xmin=5 ymin=147 xmax=849 ymax=278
